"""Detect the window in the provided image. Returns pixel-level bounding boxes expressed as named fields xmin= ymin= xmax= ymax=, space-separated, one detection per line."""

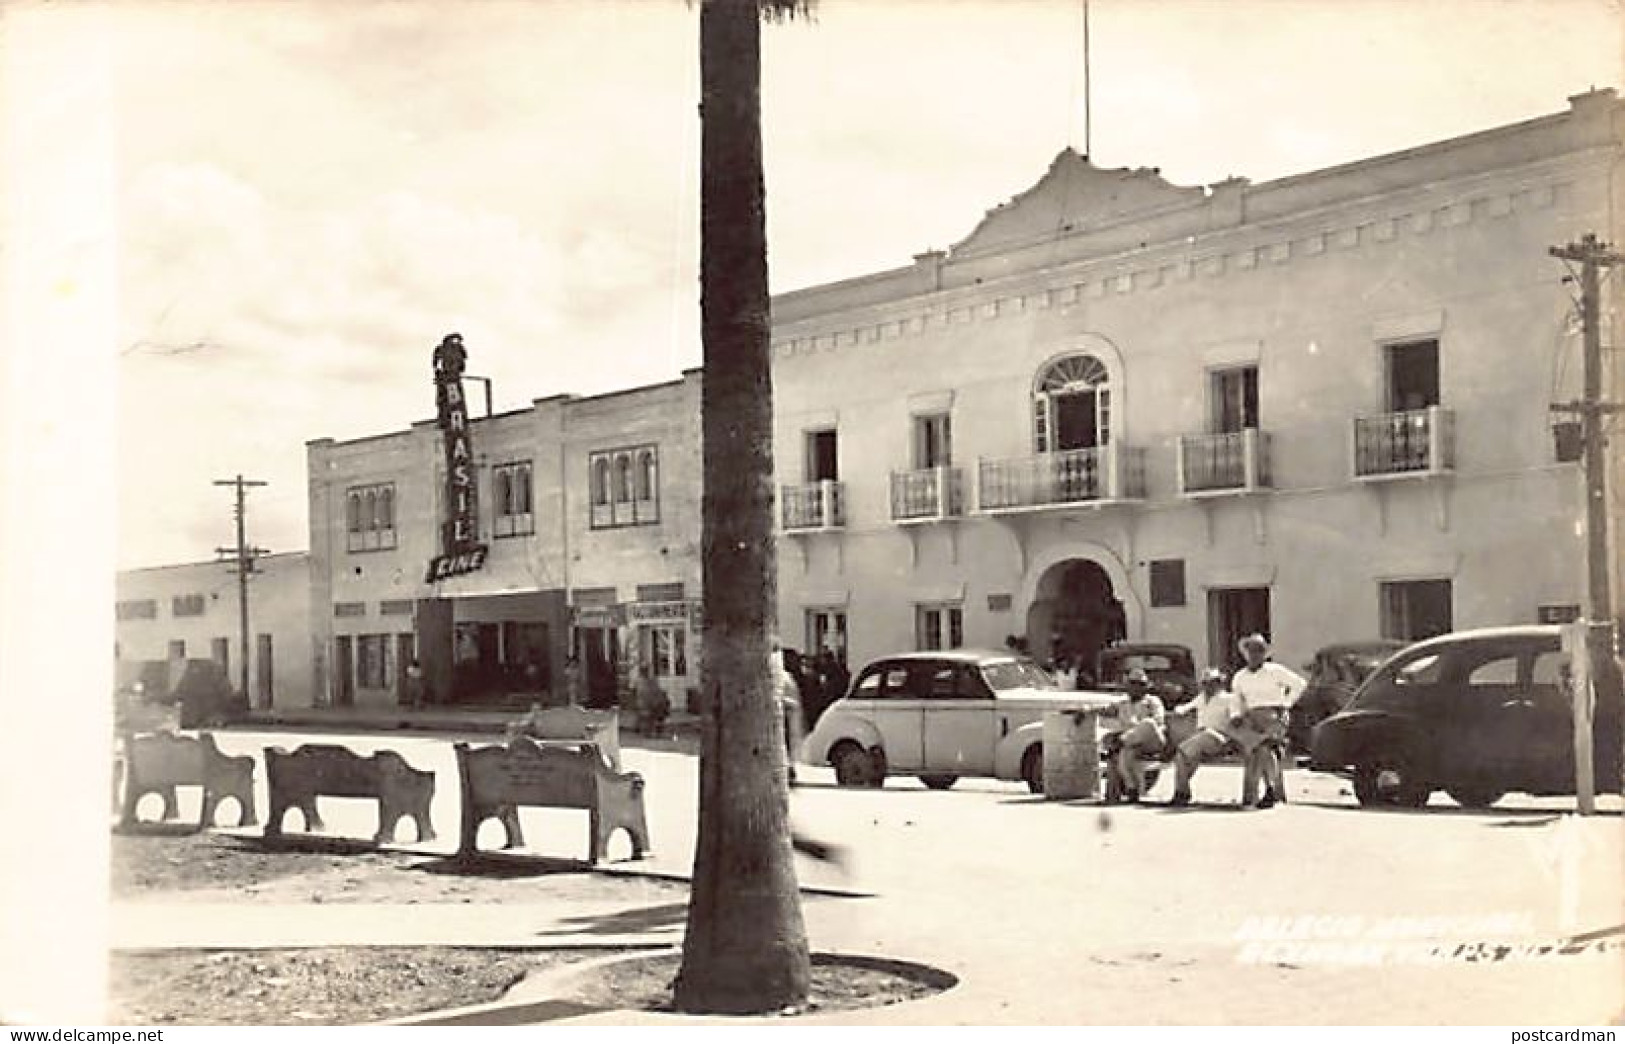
xmin=1034 ymin=354 xmax=1110 ymax=452
xmin=648 ymin=624 xmax=687 ymax=678
xmin=346 ymin=482 xmax=398 ymax=552
xmin=116 ymin=599 xmax=158 ymax=621
xmin=167 ymin=640 xmax=186 ymax=659
xmin=915 ymin=603 xmax=963 ymax=651
xmin=589 ymin=445 xmax=659 ymax=528
xmin=1393 ymin=653 xmax=1443 ymax=686
xmin=172 ymin=593 xmax=206 ymax=617
xmin=1467 ymin=655 xmax=1519 ymax=686
xmin=805 ymin=608 xmax=848 ymax=663
xmin=1210 ymin=365 xmax=1259 ymax=433
xmin=913 ymin=413 xmax=952 ymax=469
xmin=1380 ymin=580 xmax=1453 ymax=642
xmin=1531 ymin=650 xmax=1568 ymax=688
xmin=357 ymin=634 xmax=391 ymax=689
xmin=493 ymin=461 xmax=534 ymax=538
xmin=805 ymin=429 xmax=839 ymax=482
xmin=1385 ymin=340 xmax=1440 ymax=413
xmin=1149 ymin=559 xmax=1187 ymax=608
xmin=211 ymin=638 xmax=229 ymax=674
xmin=878 ymin=666 xmax=918 ymax=699
xmin=1538 ymin=604 xmax=1581 ymax=624
xmin=851 ymin=669 xmax=883 ymax=700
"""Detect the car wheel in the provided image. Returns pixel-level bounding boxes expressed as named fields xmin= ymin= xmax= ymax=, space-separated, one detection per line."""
xmin=1353 ymin=755 xmax=1431 ymax=808
xmin=918 ymin=774 xmax=958 ymax=791
xmin=831 ymin=743 xmax=875 ymax=788
xmin=1022 ymin=746 xmax=1044 ymax=795
xmin=1446 ymin=786 xmax=1504 ymax=810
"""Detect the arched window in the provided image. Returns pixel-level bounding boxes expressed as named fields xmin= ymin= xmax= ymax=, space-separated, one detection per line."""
xmin=616 ymin=454 xmax=633 ymax=503
xmin=378 ymin=487 xmax=394 ymax=529
xmin=1033 ymin=353 xmax=1111 ymax=453
xmin=364 ymin=490 xmax=379 ymax=531
xmin=346 ymin=492 xmax=362 ymax=533
xmin=593 ymin=458 xmax=611 ymax=506
xmin=637 ymin=450 xmax=656 ymax=501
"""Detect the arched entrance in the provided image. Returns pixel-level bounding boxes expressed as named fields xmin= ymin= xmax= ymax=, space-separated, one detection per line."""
xmin=1026 ymin=558 xmax=1127 ymax=680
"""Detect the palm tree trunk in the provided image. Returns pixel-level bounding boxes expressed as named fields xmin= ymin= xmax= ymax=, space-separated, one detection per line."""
xmin=673 ymin=0 xmax=811 ymax=1015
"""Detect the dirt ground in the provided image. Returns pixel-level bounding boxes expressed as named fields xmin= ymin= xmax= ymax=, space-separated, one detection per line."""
xmin=110 ymin=947 xmax=592 ymax=1026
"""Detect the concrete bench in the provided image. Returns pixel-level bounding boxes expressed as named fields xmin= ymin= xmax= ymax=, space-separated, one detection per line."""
xmin=503 ymin=705 xmax=622 ymax=772
xmin=264 ymin=744 xmax=436 ymax=845
xmin=454 ymin=737 xmax=649 ymax=864
xmin=119 ymin=730 xmax=257 ymax=830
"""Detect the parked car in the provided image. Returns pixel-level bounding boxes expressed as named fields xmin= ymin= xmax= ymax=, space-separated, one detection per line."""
xmin=1309 ymin=626 xmax=1623 ymax=809
xmin=1095 ymin=642 xmax=1197 ymax=710
xmin=1285 ymin=640 xmax=1407 ymax=754
xmin=800 ymin=649 xmax=1121 ymax=792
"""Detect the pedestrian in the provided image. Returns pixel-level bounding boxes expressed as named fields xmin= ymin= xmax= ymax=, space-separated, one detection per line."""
xmin=1229 ymin=633 xmax=1307 ymax=809
xmin=1168 ymin=667 xmax=1243 ymax=806
xmin=771 ymin=640 xmax=804 ymax=785
xmin=563 ymin=654 xmax=585 ymax=708
xmin=633 ymin=663 xmax=669 ymax=737
xmin=402 ymin=659 xmax=425 ymax=709
xmin=1110 ymin=667 xmax=1167 ymax=802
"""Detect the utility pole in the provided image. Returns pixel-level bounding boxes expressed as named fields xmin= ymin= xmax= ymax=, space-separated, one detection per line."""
xmin=1549 ymin=233 xmax=1623 ymax=806
xmin=214 ymin=475 xmax=268 ymax=707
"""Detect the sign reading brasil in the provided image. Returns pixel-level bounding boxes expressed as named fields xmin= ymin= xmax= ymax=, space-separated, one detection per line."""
xmin=426 ymin=333 xmax=490 ymax=583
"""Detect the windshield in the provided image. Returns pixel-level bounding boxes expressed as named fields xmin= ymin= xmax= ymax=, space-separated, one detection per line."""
xmin=980 ymin=660 xmax=1057 ymax=692
xmin=1101 ymin=652 xmax=1191 ymax=682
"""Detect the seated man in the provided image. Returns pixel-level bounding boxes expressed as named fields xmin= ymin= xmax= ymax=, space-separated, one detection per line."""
xmin=1230 ymin=633 xmax=1307 ymax=809
xmin=1108 ymin=668 xmax=1166 ymax=802
xmin=633 ymin=665 xmax=670 ymax=737
xmin=1169 ymin=667 xmax=1243 ymax=806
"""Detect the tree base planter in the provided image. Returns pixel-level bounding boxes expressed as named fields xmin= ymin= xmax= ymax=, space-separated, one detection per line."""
xmin=538 ymin=948 xmax=956 ymax=1019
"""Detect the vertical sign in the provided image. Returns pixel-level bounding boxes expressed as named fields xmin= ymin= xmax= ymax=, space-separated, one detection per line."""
xmin=426 ymin=333 xmax=489 ymax=582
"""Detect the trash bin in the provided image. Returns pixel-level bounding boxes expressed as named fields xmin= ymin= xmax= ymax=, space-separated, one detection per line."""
xmin=1042 ymin=709 xmax=1100 ymax=800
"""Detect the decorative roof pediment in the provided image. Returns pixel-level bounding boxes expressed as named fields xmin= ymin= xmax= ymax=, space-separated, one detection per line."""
xmin=949 ymin=148 xmax=1205 ymax=258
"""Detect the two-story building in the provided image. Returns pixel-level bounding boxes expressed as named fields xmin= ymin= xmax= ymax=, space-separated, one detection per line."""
xmin=306 ymin=371 xmax=704 ymax=712
xmin=768 ymin=89 xmax=1622 ymax=675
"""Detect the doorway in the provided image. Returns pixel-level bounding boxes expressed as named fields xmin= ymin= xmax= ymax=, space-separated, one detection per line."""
xmin=1208 ymin=587 xmax=1272 ymax=670
xmin=333 ymin=636 xmax=355 ymax=708
xmin=1028 ymin=558 xmax=1127 ymax=680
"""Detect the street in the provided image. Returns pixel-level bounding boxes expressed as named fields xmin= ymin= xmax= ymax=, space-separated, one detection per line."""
xmin=118 ymin=728 xmax=1625 ymax=1025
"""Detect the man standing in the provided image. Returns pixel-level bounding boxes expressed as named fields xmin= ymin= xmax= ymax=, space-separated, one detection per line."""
xmin=1169 ymin=667 xmax=1240 ymax=806
xmin=1229 ymin=634 xmax=1307 ymax=809
xmin=771 ymin=641 xmax=804 ymax=785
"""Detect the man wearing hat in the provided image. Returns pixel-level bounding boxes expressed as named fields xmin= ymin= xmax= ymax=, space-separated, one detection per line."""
xmin=1109 ymin=666 xmax=1166 ymax=802
xmin=1168 ymin=667 xmax=1242 ymax=806
xmin=1229 ymin=633 xmax=1307 ymax=809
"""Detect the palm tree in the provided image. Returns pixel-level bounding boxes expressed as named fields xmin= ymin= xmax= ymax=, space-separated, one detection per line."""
xmin=672 ymin=0 xmax=813 ymax=1015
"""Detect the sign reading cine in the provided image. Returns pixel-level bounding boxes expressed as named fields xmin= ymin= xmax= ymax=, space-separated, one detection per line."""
xmin=425 ymin=333 xmax=490 ymax=584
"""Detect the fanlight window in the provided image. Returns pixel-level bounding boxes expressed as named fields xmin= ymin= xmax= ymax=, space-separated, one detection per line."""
xmin=1033 ymin=353 xmax=1111 ymax=453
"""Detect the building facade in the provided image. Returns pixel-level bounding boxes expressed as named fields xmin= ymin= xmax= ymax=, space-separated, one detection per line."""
xmin=306 ymin=372 xmax=704 ymax=712
xmin=303 ymin=90 xmax=1622 ymax=707
xmin=768 ymin=89 xmax=1623 ymax=676
xmin=115 ymin=552 xmax=313 ymax=709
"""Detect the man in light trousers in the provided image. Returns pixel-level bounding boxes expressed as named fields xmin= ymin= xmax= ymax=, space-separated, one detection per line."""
xmin=1229 ymin=633 xmax=1307 ymax=809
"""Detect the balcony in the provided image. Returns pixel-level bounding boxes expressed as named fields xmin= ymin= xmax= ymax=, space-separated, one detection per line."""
xmin=976 ymin=444 xmax=1146 ymax=513
xmin=1178 ymin=429 xmax=1273 ymax=496
xmin=781 ymin=479 xmax=845 ymax=532
xmin=890 ymin=466 xmax=966 ymax=523
xmin=1353 ymin=406 xmax=1456 ymax=480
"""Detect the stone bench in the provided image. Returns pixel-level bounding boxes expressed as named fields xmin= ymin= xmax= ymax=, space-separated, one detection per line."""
xmin=264 ymin=744 xmax=436 ymax=845
xmin=454 ymin=737 xmax=649 ymax=864
xmin=119 ymin=730 xmax=257 ymax=830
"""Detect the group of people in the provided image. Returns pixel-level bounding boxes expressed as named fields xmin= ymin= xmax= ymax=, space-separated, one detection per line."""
xmin=1105 ymin=633 xmax=1307 ymax=809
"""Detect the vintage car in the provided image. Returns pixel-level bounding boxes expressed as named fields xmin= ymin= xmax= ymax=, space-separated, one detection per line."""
xmin=800 ymin=649 xmax=1121 ymax=792
xmin=1285 ymin=640 xmax=1407 ymax=754
xmin=1309 ymin=626 xmax=1623 ymax=809
xmin=1095 ymin=642 xmax=1197 ymax=710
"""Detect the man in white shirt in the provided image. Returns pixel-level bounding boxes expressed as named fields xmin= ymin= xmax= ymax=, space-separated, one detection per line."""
xmin=1229 ymin=633 xmax=1307 ymax=809
xmin=1168 ymin=667 xmax=1241 ymax=806
xmin=1108 ymin=668 xmax=1167 ymax=802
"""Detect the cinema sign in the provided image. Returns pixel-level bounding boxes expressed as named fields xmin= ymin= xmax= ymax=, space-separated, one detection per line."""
xmin=425 ymin=333 xmax=490 ymax=584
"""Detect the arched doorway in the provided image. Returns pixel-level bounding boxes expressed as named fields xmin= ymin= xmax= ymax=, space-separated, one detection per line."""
xmin=1026 ymin=558 xmax=1127 ymax=680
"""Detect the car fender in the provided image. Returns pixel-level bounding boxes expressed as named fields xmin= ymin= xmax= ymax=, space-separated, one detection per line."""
xmin=1309 ymin=708 xmax=1421 ymax=772
xmin=800 ymin=709 xmax=883 ymax=766
xmin=995 ymin=720 xmax=1047 ymax=780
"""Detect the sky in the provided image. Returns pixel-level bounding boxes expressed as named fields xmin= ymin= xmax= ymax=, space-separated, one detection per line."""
xmin=57 ymin=0 xmax=1625 ymax=567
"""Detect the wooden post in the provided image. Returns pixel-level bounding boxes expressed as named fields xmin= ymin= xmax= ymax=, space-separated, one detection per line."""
xmin=1562 ymin=621 xmax=1595 ymax=815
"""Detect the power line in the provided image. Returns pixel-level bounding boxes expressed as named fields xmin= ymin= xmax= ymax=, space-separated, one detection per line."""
xmin=213 ymin=475 xmax=270 ymax=707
